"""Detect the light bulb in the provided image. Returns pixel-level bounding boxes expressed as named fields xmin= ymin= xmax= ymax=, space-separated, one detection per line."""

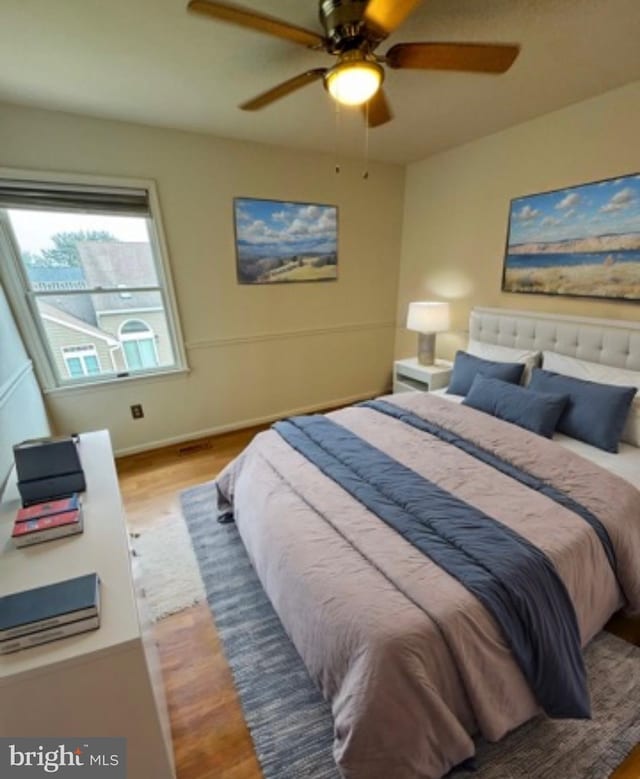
xmin=326 ymin=59 xmax=383 ymax=107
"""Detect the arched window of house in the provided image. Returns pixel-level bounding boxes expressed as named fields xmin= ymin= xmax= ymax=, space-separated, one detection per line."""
xmin=119 ymin=319 xmax=159 ymax=371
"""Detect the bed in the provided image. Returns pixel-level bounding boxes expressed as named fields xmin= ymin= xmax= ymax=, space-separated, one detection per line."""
xmin=431 ymin=386 xmax=640 ymax=485
xmin=216 ymin=308 xmax=640 ymax=779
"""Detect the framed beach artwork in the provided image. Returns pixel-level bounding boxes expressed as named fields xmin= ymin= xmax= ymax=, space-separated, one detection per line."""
xmin=233 ymin=197 xmax=338 ymax=284
xmin=502 ymin=173 xmax=640 ymax=301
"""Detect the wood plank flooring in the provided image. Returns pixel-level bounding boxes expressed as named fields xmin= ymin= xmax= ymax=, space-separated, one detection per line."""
xmin=116 ymin=427 xmax=640 ymax=779
xmin=118 ymin=427 xmax=265 ymax=779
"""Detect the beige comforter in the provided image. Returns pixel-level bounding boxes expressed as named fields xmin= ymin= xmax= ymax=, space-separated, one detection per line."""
xmin=216 ymin=393 xmax=640 ymax=779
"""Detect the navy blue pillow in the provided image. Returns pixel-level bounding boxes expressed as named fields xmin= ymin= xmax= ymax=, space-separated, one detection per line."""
xmin=528 ymin=368 xmax=637 ymax=453
xmin=462 ymin=375 xmax=569 ymax=438
xmin=447 ymin=350 xmax=525 ymax=396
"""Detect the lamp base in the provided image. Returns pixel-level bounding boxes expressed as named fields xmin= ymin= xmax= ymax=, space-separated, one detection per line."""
xmin=417 ymin=333 xmax=436 ymax=366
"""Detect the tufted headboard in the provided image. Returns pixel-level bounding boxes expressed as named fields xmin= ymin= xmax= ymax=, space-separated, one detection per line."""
xmin=469 ymin=308 xmax=640 ymax=372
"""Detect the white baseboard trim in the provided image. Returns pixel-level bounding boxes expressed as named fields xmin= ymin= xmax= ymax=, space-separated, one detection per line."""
xmin=114 ymin=387 xmax=388 ymax=458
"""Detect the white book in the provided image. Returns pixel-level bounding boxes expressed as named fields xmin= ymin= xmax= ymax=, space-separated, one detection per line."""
xmin=0 ymin=615 xmax=100 ymax=655
xmin=0 ymin=604 xmax=99 ymax=642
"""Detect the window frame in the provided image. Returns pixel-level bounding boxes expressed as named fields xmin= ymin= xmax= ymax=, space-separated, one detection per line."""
xmin=61 ymin=345 xmax=103 ymax=378
xmin=0 ymin=168 xmax=188 ymax=393
xmin=118 ymin=319 xmax=160 ymax=371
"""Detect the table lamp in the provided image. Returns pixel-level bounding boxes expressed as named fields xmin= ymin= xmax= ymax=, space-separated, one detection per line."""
xmin=406 ymin=301 xmax=450 ymax=366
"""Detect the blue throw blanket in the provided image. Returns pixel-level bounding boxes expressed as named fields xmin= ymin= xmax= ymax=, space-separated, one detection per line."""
xmin=363 ymin=399 xmax=617 ymax=576
xmin=274 ymin=414 xmax=591 ymax=720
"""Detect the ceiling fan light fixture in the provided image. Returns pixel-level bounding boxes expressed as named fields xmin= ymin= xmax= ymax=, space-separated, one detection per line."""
xmin=325 ymin=53 xmax=383 ymax=106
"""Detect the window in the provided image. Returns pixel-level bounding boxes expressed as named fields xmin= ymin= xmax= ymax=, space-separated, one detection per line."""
xmin=62 ymin=345 xmax=102 ymax=378
xmin=0 ymin=174 xmax=186 ymax=388
xmin=119 ymin=319 xmax=159 ymax=371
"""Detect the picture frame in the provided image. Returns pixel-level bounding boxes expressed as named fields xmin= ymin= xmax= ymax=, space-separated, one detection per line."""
xmin=233 ymin=197 xmax=338 ymax=284
xmin=501 ymin=172 xmax=640 ymax=301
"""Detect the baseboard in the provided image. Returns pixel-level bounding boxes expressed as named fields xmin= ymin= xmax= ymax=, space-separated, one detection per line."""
xmin=114 ymin=387 xmax=387 ymax=458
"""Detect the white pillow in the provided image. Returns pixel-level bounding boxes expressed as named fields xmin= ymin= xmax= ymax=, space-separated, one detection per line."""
xmin=467 ymin=339 xmax=541 ymax=384
xmin=542 ymin=351 xmax=640 ymax=448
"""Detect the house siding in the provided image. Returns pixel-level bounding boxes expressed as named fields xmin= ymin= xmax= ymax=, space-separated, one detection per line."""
xmin=42 ymin=319 xmax=116 ymax=379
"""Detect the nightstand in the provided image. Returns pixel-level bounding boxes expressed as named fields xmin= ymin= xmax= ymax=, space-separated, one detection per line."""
xmin=393 ymin=358 xmax=452 ymax=393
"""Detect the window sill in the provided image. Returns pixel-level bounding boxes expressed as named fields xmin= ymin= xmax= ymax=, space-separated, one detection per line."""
xmin=43 ymin=366 xmax=191 ymax=397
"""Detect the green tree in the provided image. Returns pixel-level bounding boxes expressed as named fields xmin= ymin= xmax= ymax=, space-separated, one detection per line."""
xmin=34 ymin=230 xmax=118 ymax=267
xmin=22 ymin=250 xmax=43 ymax=267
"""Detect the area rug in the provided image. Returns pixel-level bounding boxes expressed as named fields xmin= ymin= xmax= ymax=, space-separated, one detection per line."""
xmin=131 ymin=516 xmax=206 ymax=621
xmin=181 ymin=480 xmax=640 ymax=779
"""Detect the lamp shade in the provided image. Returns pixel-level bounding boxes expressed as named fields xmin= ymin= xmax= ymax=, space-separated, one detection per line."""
xmin=406 ymin=301 xmax=450 ymax=334
xmin=326 ymin=60 xmax=382 ymax=106
xmin=325 ymin=50 xmax=384 ymax=107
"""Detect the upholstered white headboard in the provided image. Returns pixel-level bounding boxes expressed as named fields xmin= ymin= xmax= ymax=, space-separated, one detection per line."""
xmin=469 ymin=308 xmax=640 ymax=372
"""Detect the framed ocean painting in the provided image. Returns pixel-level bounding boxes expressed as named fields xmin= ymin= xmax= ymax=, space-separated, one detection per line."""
xmin=233 ymin=197 xmax=338 ymax=284
xmin=502 ymin=173 xmax=640 ymax=301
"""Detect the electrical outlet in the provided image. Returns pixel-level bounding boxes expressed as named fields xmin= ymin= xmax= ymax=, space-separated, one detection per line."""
xmin=130 ymin=404 xmax=144 ymax=420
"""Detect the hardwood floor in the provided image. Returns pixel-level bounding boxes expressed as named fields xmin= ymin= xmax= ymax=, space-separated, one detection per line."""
xmin=117 ymin=427 xmax=266 ymax=779
xmin=116 ymin=428 xmax=640 ymax=779
xmin=153 ymin=603 xmax=260 ymax=779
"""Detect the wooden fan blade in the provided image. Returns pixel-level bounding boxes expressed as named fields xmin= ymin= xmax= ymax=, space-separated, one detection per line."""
xmin=187 ymin=0 xmax=325 ymax=48
xmin=362 ymin=89 xmax=393 ymax=128
xmin=386 ymin=42 xmax=520 ymax=73
xmin=364 ymin=0 xmax=422 ymax=36
xmin=240 ymin=69 xmax=327 ymax=111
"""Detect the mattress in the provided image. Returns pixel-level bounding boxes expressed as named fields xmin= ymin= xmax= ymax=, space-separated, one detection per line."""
xmin=216 ymin=392 xmax=640 ymax=779
xmin=430 ymin=387 xmax=640 ymax=485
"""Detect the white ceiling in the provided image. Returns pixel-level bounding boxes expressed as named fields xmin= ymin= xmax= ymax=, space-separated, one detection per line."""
xmin=1 ymin=0 xmax=640 ymax=164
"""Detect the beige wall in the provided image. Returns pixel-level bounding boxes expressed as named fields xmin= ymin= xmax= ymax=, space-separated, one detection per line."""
xmin=396 ymin=80 xmax=640 ymax=361
xmin=0 ymin=102 xmax=405 ymax=454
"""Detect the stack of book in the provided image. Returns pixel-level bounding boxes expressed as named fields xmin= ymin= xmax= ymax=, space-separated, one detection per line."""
xmin=0 ymin=573 xmax=101 ymax=654
xmin=11 ymin=494 xmax=83 ymax=548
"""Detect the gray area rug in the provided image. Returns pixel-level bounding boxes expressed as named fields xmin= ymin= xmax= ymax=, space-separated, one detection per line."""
xmin=181 ymin=480 xmax=640 ymax=779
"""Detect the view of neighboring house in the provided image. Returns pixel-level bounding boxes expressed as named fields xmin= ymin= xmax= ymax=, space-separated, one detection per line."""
xmin=31 ymin=241 xmax=174 ymax=381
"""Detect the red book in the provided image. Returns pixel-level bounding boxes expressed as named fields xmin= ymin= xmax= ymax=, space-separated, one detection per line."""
xmin=11 ymin=509 xmax=83 ymax=548
xmin=16 ymin=495 xmax=79 ymax=523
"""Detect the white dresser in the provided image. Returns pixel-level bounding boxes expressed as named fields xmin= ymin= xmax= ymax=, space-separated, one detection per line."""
xmin=0 ymin=431 xmax=175 ymax=779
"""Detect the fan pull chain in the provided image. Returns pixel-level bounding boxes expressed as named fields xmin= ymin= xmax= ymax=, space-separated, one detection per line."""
xmin=363 ymin=103 xmax=370 ymax=180
xmin=334 ymin=101 xmax=341 ymax=175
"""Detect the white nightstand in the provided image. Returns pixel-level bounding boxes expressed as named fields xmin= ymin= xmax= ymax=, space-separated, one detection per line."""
xmin=393 ymin=358 xmax=452 ymax=393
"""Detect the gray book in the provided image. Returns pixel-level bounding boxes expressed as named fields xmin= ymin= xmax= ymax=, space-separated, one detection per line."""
xmin=0 ymin=614 xmax=101 ymax=654
xmin=14 ymin=436 xmax=86 ymax=506
xmin=0 ymin=573 xmax=100 ymax=642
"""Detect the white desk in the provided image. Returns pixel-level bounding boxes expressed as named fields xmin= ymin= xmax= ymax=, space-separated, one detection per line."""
xmin=0 ymin=431 xmax=175 ymax=779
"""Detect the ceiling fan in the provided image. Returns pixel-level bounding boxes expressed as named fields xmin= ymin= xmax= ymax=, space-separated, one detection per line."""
xmin=187 ymin=0 xmax=520 ymax=127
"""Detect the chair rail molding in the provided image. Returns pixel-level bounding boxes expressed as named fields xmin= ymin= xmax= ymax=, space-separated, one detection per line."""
xmin=185 ymin=319 xmax=396 ymax=351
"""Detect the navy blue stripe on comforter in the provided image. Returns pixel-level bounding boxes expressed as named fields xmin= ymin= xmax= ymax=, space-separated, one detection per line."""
xmin=274 ymin=414 xmax=590 ymax=720
xmin=362 ymin=398 xmax=617 ymax=576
